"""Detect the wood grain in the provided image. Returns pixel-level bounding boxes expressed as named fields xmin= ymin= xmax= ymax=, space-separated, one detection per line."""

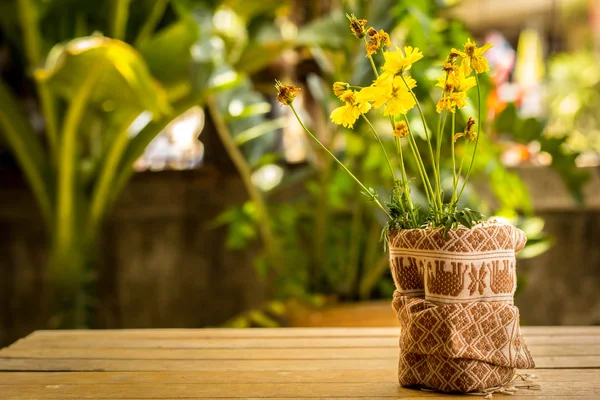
xmin=0 ymin=381 xmax=597 ymax=399
xmin=10 ymin=334 xmax=600 ymax=350
xmin=2 ymin=344 xmax=600 ymax=359
xmin=1 ymin=327 xmax=599 ymax=399
xmin=24 ymin=326 xmax=600 ymax=338
xmin=0 ymin=369 xmax=597 ymax=385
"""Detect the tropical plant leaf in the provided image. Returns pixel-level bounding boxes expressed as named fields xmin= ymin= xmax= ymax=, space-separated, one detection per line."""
xmin=138 ymin=18 xmax=200 ymax=99
xmin=0 ymin=79 xmax=53 ymax=227
xmin=36 ymin=36 xmax=171 ymax=119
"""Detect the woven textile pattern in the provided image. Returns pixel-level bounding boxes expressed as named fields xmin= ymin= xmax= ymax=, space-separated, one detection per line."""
xmin=392 ymin=293 xmax=535 ymax=392
xmin=388 ymin=222 xmax=534 ymax=393
xmin=388 ymin=222 xmax=526 ymax=304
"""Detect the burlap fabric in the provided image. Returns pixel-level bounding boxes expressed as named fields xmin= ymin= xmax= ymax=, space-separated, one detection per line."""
xmin=388 ymin=221 xmax=535 ymax=393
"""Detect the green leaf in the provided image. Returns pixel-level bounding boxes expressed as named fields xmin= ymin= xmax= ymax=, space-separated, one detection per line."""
xmin=248 ymin=310 xmax=279 ymax=328
xmin=234 ymin=29 xmax=289 ymax=75
xmin=296 ymin=11 xmax=348 ymax=50
xmin=456 ymin=213 xmax=472 ymax=229
xmin=56 ymin=62 xmax=103 ymax=256
xmin=138 ymin=18 xmax=200 ymax=98
xmin=518 ymin=236 xmax=555 ymax=259
xmin=223 ymin=0 xmax=287 ymax=20
xmin=36 ymin=36 xmax=171 ymax=118
xmin=0 ymin=79 xmax=53 ymax=228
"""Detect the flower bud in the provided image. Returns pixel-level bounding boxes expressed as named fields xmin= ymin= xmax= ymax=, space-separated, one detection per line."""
xmin=333 ymin=82 xmax=350 ymax=97
xmin=275 ymin=80 xmax=301 ymax=106
xmin=394 ymin=121 xmax=409 ymax=138
xmin=347 ymin=14 xmax=367 ymax=39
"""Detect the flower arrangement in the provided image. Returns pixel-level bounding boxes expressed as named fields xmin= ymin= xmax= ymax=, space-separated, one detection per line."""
xmin=275 ymin=14 xmax=494 ymax=238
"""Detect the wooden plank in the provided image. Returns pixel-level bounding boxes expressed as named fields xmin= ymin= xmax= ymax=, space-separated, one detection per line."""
xmin=10 ymin=334 xmax=600 ymax=350
xmin=2 ymin=392 xmax=598 ymax=400
xmin=2 ymin=397 xmax=599 ymax=400
xmin=24 ymin=326 xmax=600 ymax=339
xmin=0 ymin=347 xmax=397 ymax=360
xmin=0 ymin=355 xmax=597 ymax=371
xmin=0 ymin=380 xmax=596 ymax=399
xmin=2 ymin=343 xmax=599 ymax=360
xmin=0 ymin=369 xmax=595 ymax=385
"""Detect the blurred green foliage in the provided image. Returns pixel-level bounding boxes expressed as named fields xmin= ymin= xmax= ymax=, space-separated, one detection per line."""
xmin=0 ymin=0 xmax=288 ymax=327
xmin=0 ymin=0 xmax=585 ymax=329
xmin=547 ymin=52 xmax=600 ymax=154
xmin=219 ymin=0 xmax=573 ymax=327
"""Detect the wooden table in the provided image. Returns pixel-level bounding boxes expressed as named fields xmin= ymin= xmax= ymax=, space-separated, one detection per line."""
xmin=0 ymin=327 xmax=598 ymax=399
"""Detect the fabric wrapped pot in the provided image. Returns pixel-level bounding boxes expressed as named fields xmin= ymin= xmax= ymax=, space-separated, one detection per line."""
xmin=388 ymin=221 xmax=535 ymax=393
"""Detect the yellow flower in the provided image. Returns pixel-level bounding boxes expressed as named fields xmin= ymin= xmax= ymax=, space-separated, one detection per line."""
xmin=452 ymin=39 xmax=493 ymax=75
xmin=365 ymin=28 xmax=391 ymax=57
xmin=442 ymin=62 xmax=458 ymax=74
xmin=450 ymin=92 xmax=468 ymax=109
xmin=394 ymin=121 xmax=409 ymax=138
xmin=436 ymin=96 xmax=454 ymax=113
xmin=435 ymin=66 xmax=476 ymax=113
xmin=357 ymin=75 xmax=416 ymax=116
xmin=380 ymin=46 xmax=423 ymax=81
xmin=330 ymin=90 xmax=371 ymax=128
xmin=347 ymin=14 xmax=368 ymax=39
xmin=333 ymin=82 xmax=349 ymax=97
xmin=454 ymin=117 xmax=477 ymax=142
xmin=445 ymin=49 xmax=461 ymax=65
xmin=275 ymin=80 xmax=301 ymax=106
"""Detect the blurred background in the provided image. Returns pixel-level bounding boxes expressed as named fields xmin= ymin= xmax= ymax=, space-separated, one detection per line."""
xmin=1 ymin=0 xmax=599 ymax=347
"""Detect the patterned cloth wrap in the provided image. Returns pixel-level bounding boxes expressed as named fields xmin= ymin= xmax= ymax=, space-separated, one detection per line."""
xmin=388 ymin=221 xmax=535 ymax=393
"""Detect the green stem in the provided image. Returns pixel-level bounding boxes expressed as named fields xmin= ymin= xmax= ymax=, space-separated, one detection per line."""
xmin=404 ymin=116 xmax=435 ymax=210
xmin=134 ymin=0 xmax=169 ymax=46
xmin=457 ymin=141 xmax=468 ymax=179
xmin=361 ymin=115 xmax=396 ymax=182
xmin=289 ymin=104 xmax=391 ymax=219
xmin=386 ymin=115 xmax=406 ymax=215
xmin=400 ymin=75 xmax=434 ymax=156
xmin=17 ymin=0 xmax=41 ymax=65
xmin=38 ymin=84 xmax=59 ymax=163
xmin=312 ymin=104 xmax=337 ymax=292
xmin=400 ymin=74 xmax=440 ymax=211
xmin=394 ymin=136 xmax=419 ymax=226
xmin=110 ymin=0 xmax=131 ymax=40
xmin=0 ymin=79 xmax=53 ymax=229
xmin=57 ymin=64 xmax=102 ymax=255
xmin=455 ymin=141 xmax=469 ymax=201
xmin=17 ymin=0 xmax=59 ymax=164
xmin=87 ymin=113 xmax=138 ymax=240
xmin=364 ymin=38 xmax=380 ymax=77
xmin=392 ymin=137 xmax=407 ymax=214
xmin=458 ymin=73 xmax=482 ymax=201
xmin=435 ymin=111 xmax=447 ymax=208
xmin=435 ymin=71 xmax=449 ymax=180
xmin=450 ymin=112 xmax=457 ymax=204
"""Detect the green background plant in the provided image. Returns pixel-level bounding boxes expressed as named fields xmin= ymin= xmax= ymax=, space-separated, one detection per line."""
xmin=0 ymin=0 xmax=587 ymax=329
xmin=0 ymin=0 xmax=292 ymax=327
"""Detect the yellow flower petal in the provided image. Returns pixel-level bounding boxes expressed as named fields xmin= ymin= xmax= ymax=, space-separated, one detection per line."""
xmin=381 ymin=46 xmax=423 ymax=76
xmin=383 ymin=87 xmax=415 ymax=116
xmin=330 ymin=100 xmax=371 ymax=128
xmin=330 ymin=104 xmax=353 ymax=127
xmin=392 ymin=75 xmax=416 ymax=89
xmin=357 ymin=84 xmax=389 ymax=109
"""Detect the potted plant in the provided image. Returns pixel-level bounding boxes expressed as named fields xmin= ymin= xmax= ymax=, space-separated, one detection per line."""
xmin=276 ymin=14 xmax=535 ymax=394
